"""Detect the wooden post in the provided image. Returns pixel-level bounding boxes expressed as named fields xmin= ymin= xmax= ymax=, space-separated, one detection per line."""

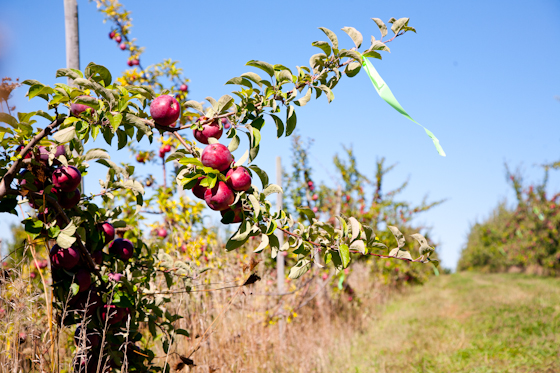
xmin=63 ymin=0 xmax=80 ymax=86
xmin=276 ymin=156 xmax=286 ymax=347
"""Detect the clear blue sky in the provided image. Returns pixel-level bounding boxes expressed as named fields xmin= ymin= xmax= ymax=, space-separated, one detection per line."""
xmin=1 ymin=0 xmax=559 ymax=269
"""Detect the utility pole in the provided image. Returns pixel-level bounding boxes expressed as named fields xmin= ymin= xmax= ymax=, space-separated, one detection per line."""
xmin=63 ymin=0 xmax=80 ymax=86
xmin=276 ymin=156 xmax=285 ymax=347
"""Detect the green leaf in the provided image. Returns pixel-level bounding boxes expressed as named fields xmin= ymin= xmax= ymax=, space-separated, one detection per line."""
xmin=254 ymin=234 xmax=269 ymax=253
xmin=362 ymin=50 xmax=382 ymax=60
xmin=240 ymin=72 xmax=265 ymax=87
xmin=0 ymin=113 xmax=18 ymax=128
xmin=339 ymin=244 xmax=350 ymax=268
xmin=294 ymin=88 xmax=312 ymax=107
xmin=388 ymin=226 xmax=406 ymax=248
xmin=70 ymin=283 xmax=80 ymax=296
xmin=372 ymin=18 xmax=388 ymax=38
xmin=388 ymin=248 xmax=413 ymax=260
xmin=84 ymin=62 xmax=112 ymax=86
xmin=345 ymin=62 xmax=361 ymax=78
xmin=84 ymin=148 xmax=110 ymax=161
xmin=348 ymin=217 xmax=361 ymax=241
xmin=165 ymin=149 xmax=188 ymax=163
xmin=311 ymin=41 xmax=332 ymax=56
xmin=28 ymin=84 xmax=55 ymax=100
xmin=269 ymin=114 xmax=284 ymax=138
xmin=251 ymin=127 xmax=261 ymax=148
xmin=55 ymin=68 xmax=83 ymax=81
xmin=276 ymin=70 xmax=292 ymax=83
xmin=263 ymin=184 xmax=283 ymax=197
xmin=123 ymin=113 xmax=152 ymax=138
xmin=289 ymin=259 xmax=312 ymax=279
xmin=175 ymin=329 xmax=190 ymax=337
xmin=246 ymin=60 xmax=274 ymax=77
xmin=309 ymin=53 xmax=326 ymax=71
xmin=248 ymin=166 xmax=268 ymax=189
xmin=317 ymin=85 xmax=334 ymax=103
xmin=390 ymin=17 xmax=410 ymax=35
xmin=228 ymin=135 xmax=240 ymax=152
xmin=248 ymin=195 xmax=261 ymax=218
xmin=339 ymin=50 xmax=363 ymax=63
xmin=349 ymin=240 xmax=366 ymax=254
xmin=286 ymin=105 xmax=297 ymax=136
xmin=56 ymin=232 xmax=76 ymax=249
xmin=53 ymin=126 xmax=76 ymax=144
xmin=216 ymin=94 xmax=235 ymax=113
xmin=297 ymin=206 xmax=316 ymax=221
xmin=108 ymin=113 xmax=123 ymax=132
xmin=369 ymin=40 xmax=390 ymax=52
xmin=318 ymin=27 xmax=338 ymax=50
xmin=226 ymin=221 xmax=252 ymax=251
xmin=74 ymin=95 xmax=100 ymax=110
xmin=341 ymin=27 xmax=363 ymax=48
xmin=225 ymin=76 xmax=252 ymax=88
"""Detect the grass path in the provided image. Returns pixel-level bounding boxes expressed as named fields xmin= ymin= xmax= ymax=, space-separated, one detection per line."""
xmin=334 ymin=273 xmax=560 ymax=373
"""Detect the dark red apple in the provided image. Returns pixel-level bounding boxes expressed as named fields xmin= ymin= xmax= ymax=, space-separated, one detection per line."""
xmin=50 ymin=245 xmax=80 ymax=270
xmin=98 ymin=222 xmax=115 ymax=243
xmin=91 ymin=251 xmax=103 ymax=265
xmin=53 ymin=165 xmax=81 ymax=192
xmin=163 ymin=144 xmax=171 ymax=153
xmin=200 ymin=144 xmax=233 ymax=172
xmin=192 ymin=177 xmax=207 ymax=200
xmin=149 ymin=95 xmax=180 ymax=126
xmin=115 ymin=35 xmax=122 ymax=43
xmin=132 ymin=59 xmax=139 ymax=66
xmin=136 ymin=154 xmax=145 ymax=163
xmin=226 ymin=167 xmax=252 ymax=191
xmin=222 ymin=118 xmax=231 ymax=129
xmin=38 ymin=145 xmax=65 ymax=162
xmin=101 ymin=304 xmax=125 ymax=325
xmin=70 ymin=96 xmax=93 ymax=116
xmin=180 ymin=84 xmax=188 ymax=92
xmin=75 ymin=269 xmax=92 ymax=293
xmin=108 ymin=238 xmax=134 ymax=261
xmin=204 ymin=181 xmax=234 ymax=211
xmin=220 ymin=205 xmax=243 ymax=224
xmin=193 ymin=119 xmax=223 ymax=144
xmin=109 ymin=31 xmax=116 ymax=39
xmin=157 ymin=228 xmax=168 ymax=238
xmin=53 ymin=188 xmax=81 ymax=209
xmin=127 ymin=60 xmax=133 ymax=67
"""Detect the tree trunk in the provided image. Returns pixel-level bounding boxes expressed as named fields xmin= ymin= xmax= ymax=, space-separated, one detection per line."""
xmin=63 ymin=0 xmax=80 ymax=86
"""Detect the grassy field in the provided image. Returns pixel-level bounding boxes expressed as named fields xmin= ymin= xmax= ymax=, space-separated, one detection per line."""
xmin=334 ymin=272 xmax=560 ymax=373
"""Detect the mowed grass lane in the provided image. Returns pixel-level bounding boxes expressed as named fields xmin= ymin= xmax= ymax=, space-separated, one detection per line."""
xmin=335 ymin=273 xmax=560 ymax=373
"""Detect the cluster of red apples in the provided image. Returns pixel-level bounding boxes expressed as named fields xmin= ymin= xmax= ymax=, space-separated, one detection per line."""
xmin=108 ymin=30 xmax=138 ymax=66
xmin=149 ymin=95 xmax=250 ymax=223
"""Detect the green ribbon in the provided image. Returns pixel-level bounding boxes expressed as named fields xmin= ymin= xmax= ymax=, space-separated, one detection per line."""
xmin=361 ymin=57 xmax=446 ymax=157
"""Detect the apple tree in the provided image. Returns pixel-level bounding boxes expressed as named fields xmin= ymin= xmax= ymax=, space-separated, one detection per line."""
xmin=0 ymin=16 xmax=438 ymax=371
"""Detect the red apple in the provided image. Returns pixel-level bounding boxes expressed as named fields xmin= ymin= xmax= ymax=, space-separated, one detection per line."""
xmin=136 ymin=154 xmax=145 ymax=163
xmin=221 ymin=118 xmax=231 ymax=130
xmin=312 ymin=207 xmax=318 ymax=213
xmin=150 ymin=95 xmax=181 ymax=126
xmin=311 ymin=194 xmax=318 ymax=201
xmin=127 ymin=60 xmax=133 ymax=67
xmin=159 ymin=149 xmax=165 ymax=158
xmin=204 ymin=181 xmax=234 ymax=211
xmin=119 ymin=43 xmax=126 ymax=50
xmin=132 ymin=59 xmax=140 ymax=66
xmin=163 ymin=144 xmax=171 ymax=153
xmin=192 ymin=177 xmax=207 ymax=199
xmin=108 ymin=238 xmax=134 ymax=261
xmin=75 ymin=269 xmax=92 ymax=293
xmin=70 ymin=96 xmax=93 ymax=116
xmin=53 ymin=165 xmax=81 ymax=192
xmin=30 ymin=272 xmax=37 ymax=279
xmin=38 ymin=145 xmax=66 ymax=163
xmin=226 ymin=167 xmax=252 ymax=191
xmin=200 ymin=144 xmax=233 ymax=172
xmin=109 ymin=31 xmax=116 ymax=39
xmin=98 ymin=222 xmax=115 ymax=243
xmin=157 ymin=227 xmax=168 ymax=238
xmin=115 ymin=35 xmax=122 ymax=43
xmin=193 ymin=119 xmax=223 ymax=144
xmin=53 ymin=188 xmax=81 ymax=209
xmin=180 ymin=84 xmax=188 ymax=92
xmin=50 ymin=245 xmax=80 ymax=270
